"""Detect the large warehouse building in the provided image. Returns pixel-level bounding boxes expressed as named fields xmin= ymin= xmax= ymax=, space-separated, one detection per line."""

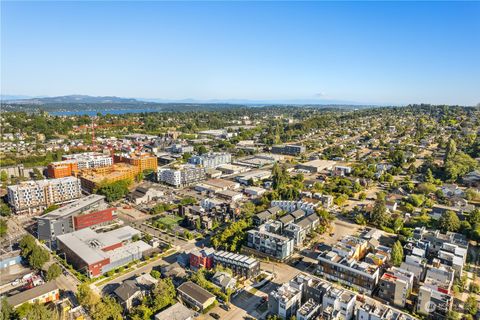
xmin=295 ymin=160 xmax=336 ymax=173
xmin=57 ymin=226 xmax=152 ymax=278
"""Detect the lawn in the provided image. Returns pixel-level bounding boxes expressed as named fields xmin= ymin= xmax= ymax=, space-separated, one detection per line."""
xmin=153 ymin=215 xmax=183 ymax=229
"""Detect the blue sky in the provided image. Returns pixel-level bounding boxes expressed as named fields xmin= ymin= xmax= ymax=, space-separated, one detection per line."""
xmin=1 ymin=1 xmax=479 ymax=105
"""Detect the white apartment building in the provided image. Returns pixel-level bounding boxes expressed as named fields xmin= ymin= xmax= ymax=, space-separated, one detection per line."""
xmin=268 ymin=283 xmax=302 ymax=320
xmin=188 ymin=152 xmax=232 ymax=169
xmin=296 ymin=299 xmax=320 ymax=320
xmin=322 ymin=288 xmax=356 ymax=320
xmin=157 ymin=165 xmax=206 ymax=187
xmin=271 ymin=200 xmax=319 ymax=215
xmin=62 ymin=152 xmax=113 ymax=169
xmin=7 ymin=177 xmax=82 ymax=214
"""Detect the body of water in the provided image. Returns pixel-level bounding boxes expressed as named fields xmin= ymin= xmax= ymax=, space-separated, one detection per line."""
xmin=49 ymin=108 xmax=160 ymax=116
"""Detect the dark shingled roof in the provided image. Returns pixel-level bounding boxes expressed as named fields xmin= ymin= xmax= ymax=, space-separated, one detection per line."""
xmin=279 ymin=214 xmax=294 ymax=225
xmin=114 ymin=280 xmax=139 ymax=302
xmin=178 ymin=281 xmax=215 ymax=304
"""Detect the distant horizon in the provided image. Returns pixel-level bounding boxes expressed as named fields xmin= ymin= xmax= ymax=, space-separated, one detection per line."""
xmin=2 ymin=1 xmax=479 ymax=105
xmin=3 ymin=93 xmax=479 ymax=107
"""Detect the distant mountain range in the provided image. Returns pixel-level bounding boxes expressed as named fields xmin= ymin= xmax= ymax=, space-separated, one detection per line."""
xmin=2 ymin=94 xmax=380 ymax=106
xmin=2 ymin=94 xmax=143 ymax=105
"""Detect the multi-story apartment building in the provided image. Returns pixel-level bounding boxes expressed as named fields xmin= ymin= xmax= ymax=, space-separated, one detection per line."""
xmin=166 ymin=144 xmax=194 ymax=154
xmin=271 ymin=144 xmax=306 ymax=156
xmin=271 ymin=200 xmax=319 ymax=215
xmin=416 ymin=266 xmax=454 ymax=319
xmin=356 ymin=301 xmax=409 ymax=320
xmin=316 ymin=236 xmax=380 ymax=294
xmin=413 ymin=227 xmax=468 ymax=255
xmin=62 ymin=152 xmax=113 ymax=170
xmin=212 ymin=250 xmax=260 ymax=278
xmin=283 ymin=214 xmax=320 ymax=247
xmin=437 ymin=242 xmax=467 ymax=275
xmin=322 ymin=288 xmax=356 ymax=320
xmin=296 ymin=299 xmax=320 ymax=320
xmin=47 ymin=160 xmax=78 ymax=178
xmin=157 ymin=165 xmax=206 ymax=187
xmin=268 ymin=283 xmax=302 ymax=320
xmin=114 ymin=152 xmax=158 ymax=172
xmin=189 ymin=247 xmax=215 ymax=270
xmin=79 ymin=163 xmax=139 ymax=193
xmin=37 ymin=194 xmax=115 ymax=248
xmin=417 ymin=286 xmax=452 ymax=319
xmin=377 ymin=267 xmax=414 ymax=308
xmin=400 ymin=255 xmax=427 ymax=283
xmin=188 ymin=152 xmax=232 ymax=169
xmin=246 ymin=224 xmax=294 ymax=260
xmin=7 ymin=177 xmax=82 ymax=214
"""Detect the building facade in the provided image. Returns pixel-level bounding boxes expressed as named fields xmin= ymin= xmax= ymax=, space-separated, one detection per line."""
xmin=114 ymin=152 xmax=158 ymax=172
xmin=188 ymin=152 xmax=232 ymax=169
xmin=47 ymin=160 xmax=78 ymax=178
xmin=189 ymin=248 xmax=215 ymax=270
xmin=268 ymin=283 xmax=302 ymax=320
xmin=271 ymin=144 xmax=306 ymax=156
xmin=37 ymin=194 xmax=114 ymax=248
xmin=247 ymin=225 xmax=294 ymax=260
xmin=57 ymin=226 xmax=151 ymax=278
xmin=62 ymin=152 xmax=113 ymax=169
xmin=157 ymin=165 xmax=206 ymax=187
xmin=213 ymin=250 xmax=260 ymax=278
xmin=7 ymin=177 xmax=82 ymax=214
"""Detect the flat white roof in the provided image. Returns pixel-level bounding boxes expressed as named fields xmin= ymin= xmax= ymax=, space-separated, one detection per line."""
xmin=41 ymin=194 xmax=105 ymax=219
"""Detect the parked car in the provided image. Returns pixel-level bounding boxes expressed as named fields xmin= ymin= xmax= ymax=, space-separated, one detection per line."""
xmin=210 ymin=313 xmax=220 ymax=319
xmin=220 ymin=304 xmax=231 ymax=311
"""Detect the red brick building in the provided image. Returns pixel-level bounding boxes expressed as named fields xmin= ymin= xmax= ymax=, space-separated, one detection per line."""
xmin=189 ymin=248 xmax=215 ymax=270
xmin=73 ymin=207 xmax=116 ymax=230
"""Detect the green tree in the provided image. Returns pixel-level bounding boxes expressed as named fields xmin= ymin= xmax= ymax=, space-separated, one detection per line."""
xmin=135 ymin=171 xmax=144 ymax=182
xmin=438 ymin=210 xmax=460 ymax=232
xmin=151 ymin=278 xmax=176 ymax=312
xmin=15 ymin=302 xmax=58 ymax=320
xmin=392 ymin=217 xmax=404 ymax=233
xmin=150 ymin=270 xmax=161 ymax=279
xmin=19 ymin=234 xmax=37 ymax=258
xmin=44 ymin=204 xmax=60 ymax=214
xmin=96 ymin=179 xmax=132 ymax=202
xmin=0 ymin=170 xmax=8 ymax=183
xmin=467 ymin=209 xmax=480 ymax=226
xmin=130 ymin=304 xmax=153 ymax=320
xmin=425 ymin=168 xmax=435 ymax=183
xmin=28 ymin=246 xmax=50 ymax=270
xmin=446 ymin=311 xmax=460 ymax=320
xmin=92 ymin=296 xmax=122 ymax=320
xmin=46 ymin=264 xmax=62 ymax=281
xmin=0 ymin=202 xmax=11 ymax=217
xmin=0 ymin=297 xmax=13 ymax=320
xmin=77 ymin=283 xmax=100 ymax=311
xmin=391 ymin=240 xmax=404 ymax=267
xmin=464 ymin=295 xmax=478 ymax=316
xmin=32 ymin=168 xmax=44 ymax=180
xmin=0 ymin=219 xmax=7 ymax=238
xmin=355 ymin=214 xmax=366 ymax=225
xmin=334 ymin=194 xmax=349 ymax=206
xmin=370 ymin=198 xmax=389 ymax=229
xmin=444 ymin=138 xmax=457 ymax=162
xmin=358 ymin=192 xmax=367 ymax=201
